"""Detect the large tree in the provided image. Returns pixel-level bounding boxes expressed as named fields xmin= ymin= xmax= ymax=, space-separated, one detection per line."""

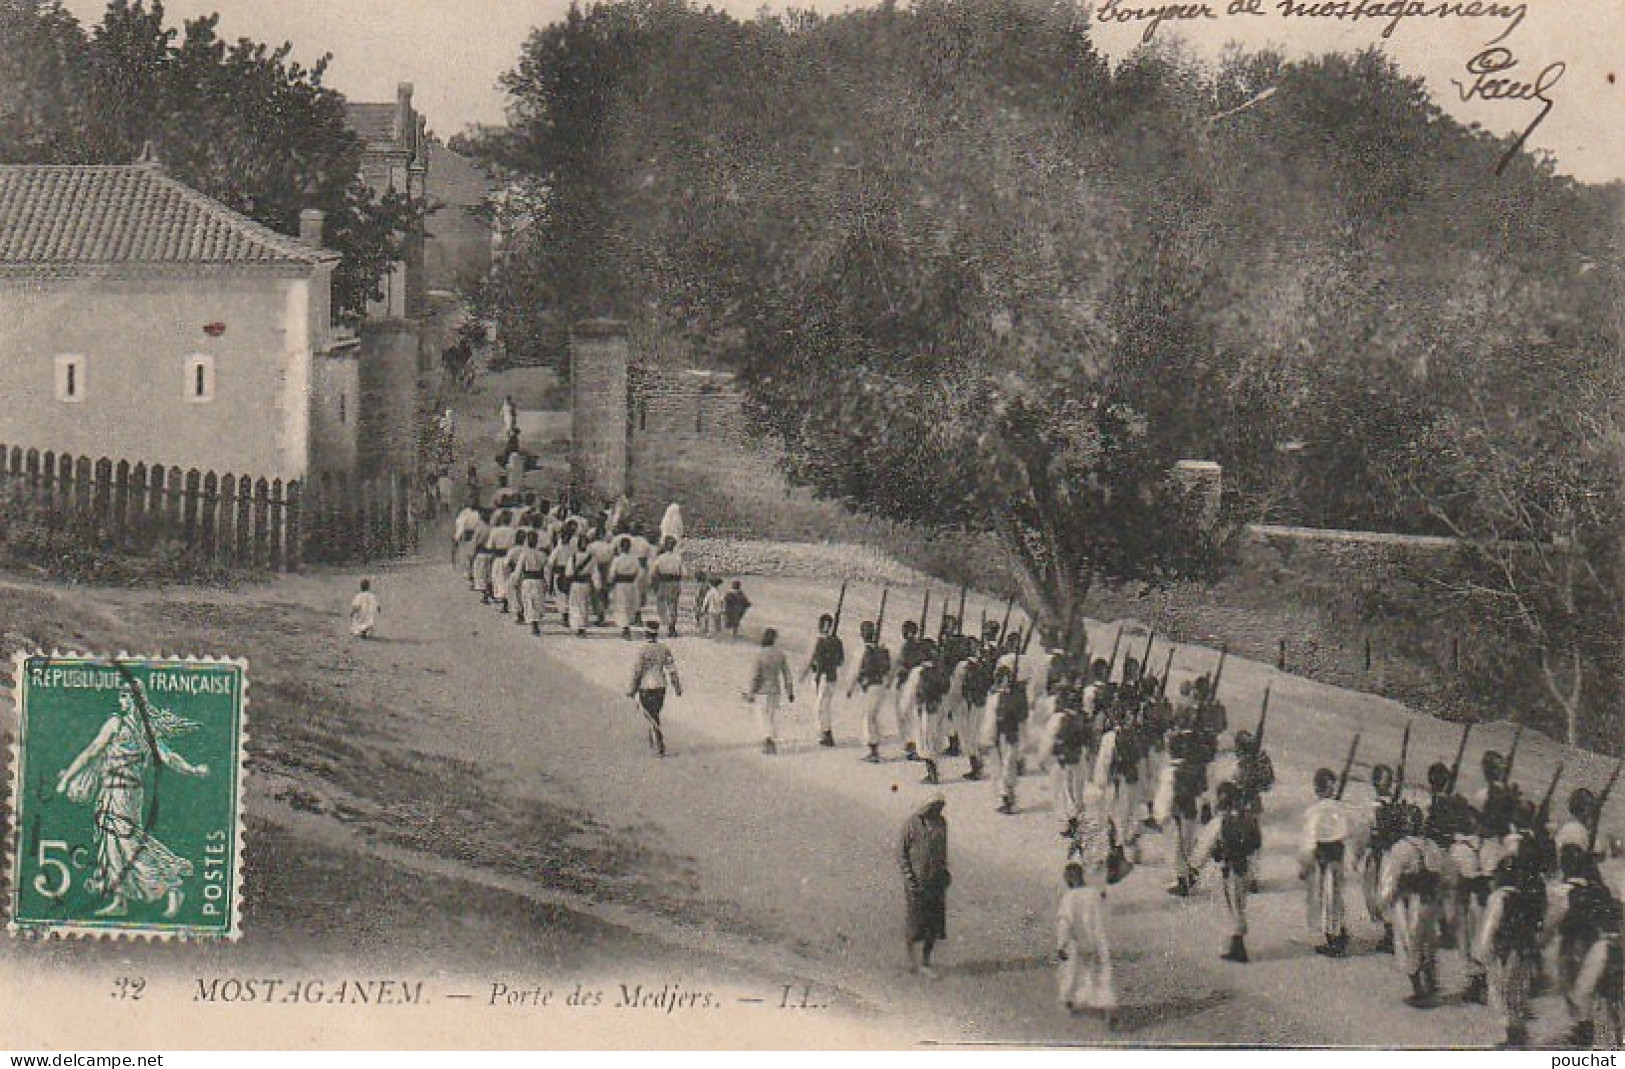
xmin=472 ymin=0 xmax=1622 ymax=667
xmin=0 ymin=0 xmax=417 ymax=318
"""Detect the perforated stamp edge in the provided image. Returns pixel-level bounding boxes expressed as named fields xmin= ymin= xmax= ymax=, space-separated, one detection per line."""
xmin=4 ymin=649 xmax=249 ymax=942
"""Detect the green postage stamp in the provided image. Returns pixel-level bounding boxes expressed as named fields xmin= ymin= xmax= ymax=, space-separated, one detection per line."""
xmin=7 ymin=653 xmax=248 ymax=940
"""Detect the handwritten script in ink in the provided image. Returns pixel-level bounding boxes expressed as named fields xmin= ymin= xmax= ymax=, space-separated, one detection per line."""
xmin=1452 ymin=46 xmax=1565 ymax=173
xmin=1085 ymin=0 xmax=1562 ymax=173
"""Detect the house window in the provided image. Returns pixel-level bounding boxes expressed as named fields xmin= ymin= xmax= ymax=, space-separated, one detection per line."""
xmin=185 ymin=355 xmax=215 ymax=403
xmin=54 ymin=355 xmax=84 ymax=402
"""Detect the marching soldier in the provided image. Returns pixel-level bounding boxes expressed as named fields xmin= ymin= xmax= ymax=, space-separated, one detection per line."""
xmin=1450 ymin=806 xmax=1496 ymax=1005
xmin=1477 ymin=842 xmax=1547 ymax=1047
xmin=608 ymin=536 xmax=644 ymax=639
xmin=802 ymin=613 xmax=846 ymax=749
xmin=961 ymin=623 xmax=1001 ymax=782
xmin=487 ymin=508 xmax=519 ymax=612
xmin=1552 ymin=843 xmax=1625 ymax=1048
xmin=565 ymin=533 xmax=599 ymax=636
xmin=626 ymin=618 xmax=683 ymax=757
xmin=1362 ymin=764 xmax=1407 ymax=953
xmin=849 ymin=620 xmax=893 ymax=763
xmin=992 ymin=665 xmax=1029 ymax=815
xmin=914 ymin=642 xmax=954 ymax=785
xmin=893 ymin=621 xmax=929 ymax=761
xmin=1042 ymin=683 xmax=1092 ymax=838
xmin=1164 ymin=694 xmax=1216 ymax=897
xmin=514 ymin=530 xmax=550 ymax=636
xmin=745 ymin=628 xmax=796 ymax=755
xmin=1300 ymin=768 xmax=1351 ymax=956
xmin=1208 ymin=780 xmax=1262 ymax=963
xmin=1381 ymin=803 xmax=1446 ymax=1008
xmin=650 ymin=536 xmax=684 ymax=637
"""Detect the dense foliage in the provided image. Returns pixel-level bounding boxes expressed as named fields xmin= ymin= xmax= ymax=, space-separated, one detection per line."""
xmin=0 ymin=0 xmax=418 ymax=317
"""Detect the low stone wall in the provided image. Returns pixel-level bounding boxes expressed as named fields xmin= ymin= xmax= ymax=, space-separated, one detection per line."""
xmin=683 ymin=538 xmax=926 ymax=585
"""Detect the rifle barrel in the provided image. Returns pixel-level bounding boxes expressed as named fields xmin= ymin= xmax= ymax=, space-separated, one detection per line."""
xmin=875 ymin=586 xmax=889 ymax=639
xmin=1447 ymin=722 xmax=1474 ymax=793
xmin=1336 ymin=733 xmax=1362 ymax=800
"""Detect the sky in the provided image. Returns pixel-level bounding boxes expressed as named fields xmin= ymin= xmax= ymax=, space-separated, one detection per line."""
xmin=61 ymin=0 xmax=1625 ymax=184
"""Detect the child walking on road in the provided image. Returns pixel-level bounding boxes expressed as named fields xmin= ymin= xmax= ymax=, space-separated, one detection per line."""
xmin=350 ymin=579 xmax=380 ymax=639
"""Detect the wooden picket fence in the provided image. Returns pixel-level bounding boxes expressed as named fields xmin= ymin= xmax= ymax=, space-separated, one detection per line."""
xmin=0 ymin=444 xmax=419 ymax=572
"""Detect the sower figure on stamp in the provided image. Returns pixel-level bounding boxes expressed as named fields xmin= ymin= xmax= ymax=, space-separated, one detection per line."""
xmin=899 ymin=793 xmax=950 ymax=979
xmin=745 ymin=628 xmax=795 ymax=755
xmin=802 ymin=613 xmax=845 ymax=749
xmin=56 ymin=682 xmax=210 ymax=918
xmin=850 ymin=619 xmax=893 ymax=764
xmin=627 ymin=619 xmax=683 ymax=757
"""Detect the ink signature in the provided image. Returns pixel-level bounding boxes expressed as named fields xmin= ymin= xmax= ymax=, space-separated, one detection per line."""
xmin=1452 ymin=46 xmax=1565 ymax=174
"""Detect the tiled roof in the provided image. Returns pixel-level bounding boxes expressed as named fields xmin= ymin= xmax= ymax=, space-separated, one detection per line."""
xmin=0 ymin=164 xmax=335 ymax=272
xmin=344 ymin=102 xmax=403 ymax=149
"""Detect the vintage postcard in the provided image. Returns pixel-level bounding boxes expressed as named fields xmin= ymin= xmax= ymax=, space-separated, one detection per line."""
xmin=0 ymin=0 xmax=1621 ymax=1054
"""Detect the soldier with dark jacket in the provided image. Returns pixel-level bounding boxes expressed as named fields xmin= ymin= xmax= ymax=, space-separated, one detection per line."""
xmin=802 ymin=613 xmax=845 ymax=749
xmin=1210 ymin=781 xmax=1263 ymax=963
xmin=850 ymin=620 xmax=894 ymax=764
xmin=1552 ymin=844 xmax=1625 ymax=1048
xmin=992 ymin=665 xmax=1029 ymax=815
xmin=1165 ymin=697 xmax=1217 ymax=897
xmin=893 ymin=621 xmax=929 ymax=761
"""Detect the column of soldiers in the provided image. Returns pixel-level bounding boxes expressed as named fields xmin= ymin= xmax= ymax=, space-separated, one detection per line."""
xmin=451 ymin=489 xmax=678 ymax=641
xmin=445 ymin=508 xmax=1625 ymax=1047
xmin=824 ymin=591 xmax=1624 ymax=1048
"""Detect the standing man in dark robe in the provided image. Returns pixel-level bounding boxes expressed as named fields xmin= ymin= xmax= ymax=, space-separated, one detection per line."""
xmin=899 ymin=793 xmax=951 ymax=979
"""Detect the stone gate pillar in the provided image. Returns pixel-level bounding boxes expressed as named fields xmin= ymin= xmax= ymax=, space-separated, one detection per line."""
xmin=569 ymin=318 xmax=631 ymax=507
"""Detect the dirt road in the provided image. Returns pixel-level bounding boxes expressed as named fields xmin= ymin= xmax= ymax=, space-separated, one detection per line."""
xmin=3 ymin=557 xmax=1600 ymax=1047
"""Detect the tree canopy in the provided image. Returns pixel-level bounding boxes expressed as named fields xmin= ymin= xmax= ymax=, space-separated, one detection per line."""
xmin=467 ymin=0 xmax=1621 ymax=737
xmin=0 ymin=0 xmax=418 ymax=317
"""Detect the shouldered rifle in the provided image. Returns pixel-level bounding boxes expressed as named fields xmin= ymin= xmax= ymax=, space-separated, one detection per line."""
xmin=1157 ymin=647 xmax=1176 ymax=697
xmin=920 ymin=589 xmax=932 ymax=640
xmin=1504 ymin=723 xmax=1524 ymax=784
xmin=978 ymin=604 xmax=988 ymax=637
xmin=874 ymin=586 xmax=890 ymax=641
xmin=1105 ymin=626 xmax=1124 ymax=680
xmin=1139 ymin=629 xmax=1156 ymax=680
xmin=1537 ymin=761 xmax=1563 ymax=827
xmin=1446 ymin=722 xmax=1474 ymax=794
xmin=832 ymin=580 xmax=849 ymax=633
xmin=1335 ymin=733 xmax=1362 ymax=801
xmin=1254 ymin=684 xmax=1272 ymax=748
xmin=1207 ymin=645 xmax=1228 ymax=708
xmin=1589 ymin=757 xmax=1625 ymax=852
xmin=1021 ymin=623 xmax=1036 ymax=656
xmin=997 ymin=595 xmax=1015 ymax=647
xmin=1392 ymin=722 xmax=1411 ymax=801
xmin=956 ymin=585 xmax=968 ymax=636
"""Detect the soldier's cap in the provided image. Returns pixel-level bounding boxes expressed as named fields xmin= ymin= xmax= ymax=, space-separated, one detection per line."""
xmin=818 ymin=613 xmax=835 ymax=628
xmin=1313 ymin=768 xmax=1337 ymax=794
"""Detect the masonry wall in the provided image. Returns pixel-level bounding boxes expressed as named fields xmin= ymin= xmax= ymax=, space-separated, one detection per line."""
xmin=0 ymin=274 xmax=314 ymax=479
xmin=310 ymin=349 xmax=360 ymax=476
xmin=356 ymin=321 xmax=424 ymax=478
xmin=569 ymin=322 xmax=631 ymax=504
